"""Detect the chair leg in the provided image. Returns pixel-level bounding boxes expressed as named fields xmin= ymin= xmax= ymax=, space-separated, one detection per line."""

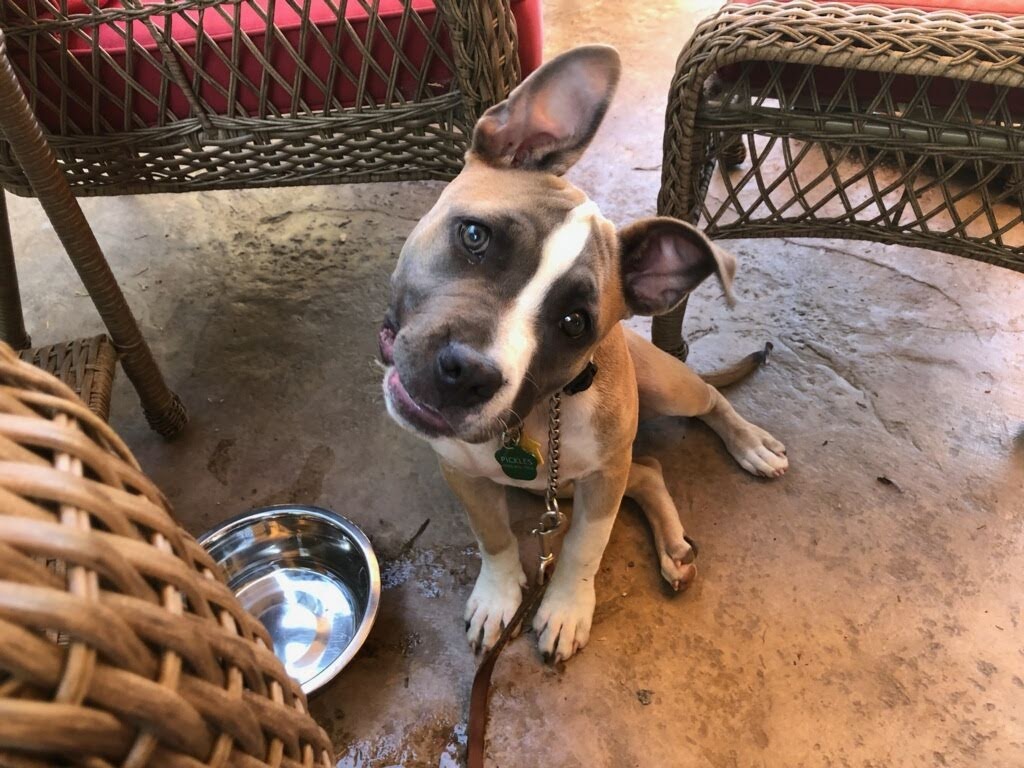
xmin=0 ymin=190 xmax=31 ymax=350
xmin=651 ymin=297 xmax=691 ymax=362
xmin=0 ymin=31 xmax=186 ymax=437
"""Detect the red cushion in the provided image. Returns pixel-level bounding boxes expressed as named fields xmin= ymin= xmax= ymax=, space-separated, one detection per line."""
xmin=12 ymin=0 xmax=542 ymax=134
xmin=732 ymin=0 xmax=1024 ymax=13
xmin=7 ymin=0 xmax=114 ymax=17
xmin=720 ymin=1 xmax=1024 ymax=112
xmin=516 ymin=0 xmax=543 ymax=81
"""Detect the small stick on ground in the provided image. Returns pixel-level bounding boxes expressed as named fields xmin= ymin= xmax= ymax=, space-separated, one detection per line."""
xmin=398 ymin=518 xmax=431 ymax=557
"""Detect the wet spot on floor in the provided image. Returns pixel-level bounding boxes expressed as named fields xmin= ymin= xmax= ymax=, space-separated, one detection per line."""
xmin=206 ymin=437 xmax=236 ymax=485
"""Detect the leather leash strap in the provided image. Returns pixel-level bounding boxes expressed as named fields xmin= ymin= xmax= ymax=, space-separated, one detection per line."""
xmin=467 ymin=392 xmax=565 ymax=768
xmin=467 ymin=578 xmax=548 ymax=768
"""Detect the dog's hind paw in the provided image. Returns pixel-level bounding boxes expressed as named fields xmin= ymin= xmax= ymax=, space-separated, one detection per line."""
xmin=533 ymin=580 xmax=596 ymax=663
xmin=660 ymin=538 xmax=697 ymax=592
xmin=464 ymin=557 xmax=527 ymax=653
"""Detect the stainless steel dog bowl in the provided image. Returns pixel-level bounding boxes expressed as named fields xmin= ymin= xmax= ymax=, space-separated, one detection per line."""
xmin=199 ymin=505 xmax=380 ymax=694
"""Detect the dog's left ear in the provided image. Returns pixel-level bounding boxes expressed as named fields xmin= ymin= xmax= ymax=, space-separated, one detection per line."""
xmin=470 ymin=45 xmax=621 ymax=174
xmin=618 ymin=217 xmax=736 ymax=316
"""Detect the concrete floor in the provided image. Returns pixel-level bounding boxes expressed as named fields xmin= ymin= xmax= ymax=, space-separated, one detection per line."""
xmin=8 ymin=0 xmax=1024 ymax=765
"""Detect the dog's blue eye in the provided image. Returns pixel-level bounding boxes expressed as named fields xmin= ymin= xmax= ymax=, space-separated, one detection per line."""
xmin=559 ymin=311 xmax=588 ymax=339
xmin=459 ymin=221 xmax=490 ymax=260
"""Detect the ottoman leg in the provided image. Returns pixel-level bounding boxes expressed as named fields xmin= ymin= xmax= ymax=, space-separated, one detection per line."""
xmin=651 ymin=296 xmax=691 ymax=362
xmin=654 ymin=124 xmax=716 ymax=362
xmin=0 ymin=190 xmax=31 ymax=350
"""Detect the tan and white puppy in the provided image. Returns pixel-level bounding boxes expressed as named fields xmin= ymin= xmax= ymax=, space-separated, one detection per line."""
xmin=379 ymin=45 xmax=788 ymax=662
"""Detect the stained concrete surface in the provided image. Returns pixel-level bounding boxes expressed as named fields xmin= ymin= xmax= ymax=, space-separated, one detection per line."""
xmin=7 ymin=0 xmax=1024 ymax=765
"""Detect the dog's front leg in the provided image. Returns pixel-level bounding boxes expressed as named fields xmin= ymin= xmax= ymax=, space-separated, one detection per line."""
xmin=533 ymin=461 xmax=630 ymax=662
xmin=440 ymin=462 xmax=526 ymax=653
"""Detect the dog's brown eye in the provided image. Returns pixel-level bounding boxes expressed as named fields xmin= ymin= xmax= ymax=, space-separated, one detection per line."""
xmin=559 ymin=311 xmax=588 ymax=339
xmin=459 ymin=221 xmax=490 ymax=260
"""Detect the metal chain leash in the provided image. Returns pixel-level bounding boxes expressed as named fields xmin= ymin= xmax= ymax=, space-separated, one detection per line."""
xmin=468 ymin=391 xmax=568 ymax=768
xmin=533 ymin=391 xmax=565 ymax=583
xmin=544 ymin=391 xmax=561 ymax=509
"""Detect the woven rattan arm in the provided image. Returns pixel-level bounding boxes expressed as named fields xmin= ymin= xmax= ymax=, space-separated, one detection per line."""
xmin=0 ymin=190 xmax=30 ymax=349
xmin=652 ymin=1 xmax=1024 ymax=355
xmin=0 ymin=29 xmax=187 ymax=436
xmin=437 ymin=0 xmax=521 ymax=124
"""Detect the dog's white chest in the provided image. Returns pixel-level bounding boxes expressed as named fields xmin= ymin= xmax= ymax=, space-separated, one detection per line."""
xmin=430 ymin=390 xmax=603 ymax=491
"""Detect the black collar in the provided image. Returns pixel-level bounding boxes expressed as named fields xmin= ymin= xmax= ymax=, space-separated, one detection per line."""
xmin=563 ymin=360 xmax=598 ymax=395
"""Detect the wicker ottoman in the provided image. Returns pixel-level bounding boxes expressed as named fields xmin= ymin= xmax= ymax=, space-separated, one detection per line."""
xmin=0 ymin=341 xmax=334 ymax=767
xmin=652 ymin=0 xmax=1024 ymax=358
xmin=16 ymin=336 xmax=118 ymax=421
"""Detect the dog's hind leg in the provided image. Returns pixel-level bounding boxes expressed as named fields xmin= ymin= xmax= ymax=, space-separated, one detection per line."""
xmin=626 ymin=327 xmax=715 ymax=421
xmin=627 ymin=457 xmax=697 ymax=591
xmin=625 ymin=327 xmax=788 ymax=478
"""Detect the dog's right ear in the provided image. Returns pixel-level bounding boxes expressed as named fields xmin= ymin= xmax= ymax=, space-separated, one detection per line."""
xmin=470 ymin=45 xmax=621 ymax=175
xmin=618 ymin=217 xmax=736 ymax=317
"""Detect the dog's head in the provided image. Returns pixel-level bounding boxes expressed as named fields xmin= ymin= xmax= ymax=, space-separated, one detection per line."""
xmin=380 ymin=45 xmax=735 ymax=443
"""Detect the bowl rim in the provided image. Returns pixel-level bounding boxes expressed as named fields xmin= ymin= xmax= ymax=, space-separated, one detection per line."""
xmin=197 ymin=504 xmax=381 ymax=695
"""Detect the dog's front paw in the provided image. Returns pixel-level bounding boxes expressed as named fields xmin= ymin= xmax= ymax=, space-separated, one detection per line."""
xmin=723 ymin=423 xmax=788 ymax=478
xmin=465 ymin=556 xmax=527 ymax=653
xmin=533 ymin=580 xmax=596 ymax=663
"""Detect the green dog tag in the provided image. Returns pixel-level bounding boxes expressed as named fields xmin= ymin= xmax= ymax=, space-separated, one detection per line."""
xmin=494 ymin=444 xmax=540 ymax=481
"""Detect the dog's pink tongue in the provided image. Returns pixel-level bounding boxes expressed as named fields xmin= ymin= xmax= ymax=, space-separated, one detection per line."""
xmin=378 ymin=324 xmax=396 ymax=365
xmin=388 ymin=370 xmax=452 ymax=435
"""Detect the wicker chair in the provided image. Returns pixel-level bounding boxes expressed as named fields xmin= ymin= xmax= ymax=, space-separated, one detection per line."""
xmin=0 ymin=0 xmax=537 ymax=436
xmin=0 ymin=340 xmax=334 ymax=766
xmin=651 ymin=0 xmax=1024 ymax=359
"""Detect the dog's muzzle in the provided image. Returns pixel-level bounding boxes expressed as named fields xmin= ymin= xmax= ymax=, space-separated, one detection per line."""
xmin=380 ymin=319 xmax=504 ymax=440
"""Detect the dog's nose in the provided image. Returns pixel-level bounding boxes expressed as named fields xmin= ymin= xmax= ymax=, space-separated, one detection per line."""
xmin=434 ymin=343 xmax=503 ymax=408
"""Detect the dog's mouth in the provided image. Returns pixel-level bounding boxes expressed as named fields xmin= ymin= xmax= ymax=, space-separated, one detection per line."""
xmin=380 ymin=318 xmax=456 ymax=438
xmin=385 ymin=368 xmax=454 ymax=438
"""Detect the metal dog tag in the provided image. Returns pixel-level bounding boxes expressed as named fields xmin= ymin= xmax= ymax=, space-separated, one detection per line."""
xmin=495 ymin=432 xmax=544 ymax=481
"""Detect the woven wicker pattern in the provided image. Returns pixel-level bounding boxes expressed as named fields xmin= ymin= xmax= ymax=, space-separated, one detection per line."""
xmin=0 ymin=0 xmax=521 ymax=194
xmin=659 ymin=1 xmax=1024 ymax=273
xmin=651 ymin=0 xmax=1024 ymax=358
xmin=17 ymin=335 xmax=117 ymax=421
xmin=0 ymin=341 xmax=334 ymax=766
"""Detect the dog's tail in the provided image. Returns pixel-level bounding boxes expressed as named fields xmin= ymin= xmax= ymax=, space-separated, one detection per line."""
xmin=699 ymin=342 xmax=773 ymax=389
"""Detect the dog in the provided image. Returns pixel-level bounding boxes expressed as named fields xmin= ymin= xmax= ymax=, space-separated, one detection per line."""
xmin=378 ymin=45 xmax=788 ymax=662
